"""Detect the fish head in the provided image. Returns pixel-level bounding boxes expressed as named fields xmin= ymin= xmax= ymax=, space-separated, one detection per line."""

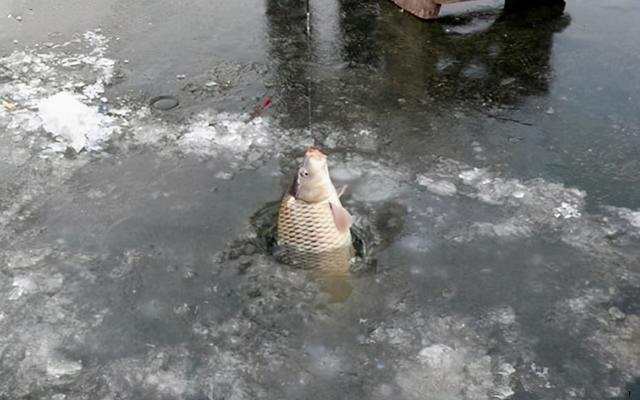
xmin=292 ymin=147 xmax=334 ymax=203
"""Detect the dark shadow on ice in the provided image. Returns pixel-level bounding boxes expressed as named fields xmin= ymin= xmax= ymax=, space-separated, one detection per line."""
xmin=264 ymin=0 xmax=312 ymax=129
xmin=378 ymin=1 xmax=571 ymax=107
xmin=265 ymin=0 xmax=569 ymax=128
xmin=338 ymin=0 xmax=383 ymax=68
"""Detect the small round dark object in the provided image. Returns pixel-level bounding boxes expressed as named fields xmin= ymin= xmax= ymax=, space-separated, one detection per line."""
xmin=150 ymin=95 xmax=179 ymax=111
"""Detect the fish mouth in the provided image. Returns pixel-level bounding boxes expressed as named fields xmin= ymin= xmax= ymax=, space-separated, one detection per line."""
xmin=305 ymin=147 xmax=327 ymax=159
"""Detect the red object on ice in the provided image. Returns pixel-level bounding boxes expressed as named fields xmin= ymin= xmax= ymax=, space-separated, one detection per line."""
xmin=262 ymin=97 xmax=273 ymax=109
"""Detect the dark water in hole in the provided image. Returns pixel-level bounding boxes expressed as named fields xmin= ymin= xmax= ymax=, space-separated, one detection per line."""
xmin=1 ymin=0 xmax=639 ymax=399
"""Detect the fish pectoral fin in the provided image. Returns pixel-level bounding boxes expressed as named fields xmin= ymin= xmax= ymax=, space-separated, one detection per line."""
xmin=289 ymin=173 xmax=300 ymax=198
xmin=329 ymin=202 xmax=353 ymax=232
xmin=337 ymin=184 xmax=348 ymax=198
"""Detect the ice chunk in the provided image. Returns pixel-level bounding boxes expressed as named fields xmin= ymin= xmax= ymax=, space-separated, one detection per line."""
xmin=178 ymin=125 xmax=219 ymax=156
xmin=330 ymin=164 xmax=363 ymax=181
xmin=352 ymin=174 xmax=401 ymax=202
xmin=397 ymin=343 xmax=495 ymax=400
xmin=553 ymin=202 xmax=581 ymax=219
xmin=398 ymin=235 xmax=431 ymax=253
xmin=417 ymin=175 xmax=457 ymax=196
xmin=176 ymin=112 xmax=272 ymax=159
xmin=8 ymin=277 xmax=37 ymax=300
xmin=472 ymin=220 xmax=532 ymax=238
xmin=144 ymin=371 xmax=188 ymax=396
xmin=303 ymin=344 xmax=342 ymax=377
xmin=5 ymin=248 xmax=52 ymax=269
xmin=46 ymin=357 xmax=83 ymax=377
xmin=417 ymin=344 xmax=456 ymax=367
xmin=486 ymin=306 xmax=517 ymax=326
xmin=615 ymin=208 xmax=640 ymax=228
xmin=37 ymin=92 xmax=118 ymax=152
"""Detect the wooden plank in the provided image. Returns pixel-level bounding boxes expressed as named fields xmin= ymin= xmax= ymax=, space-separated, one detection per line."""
xmin=390 ymin=0 xmax=485 ymax=19
xmin=435 ymin=0 xmax=476 ymax=4
xmin=389 ymin=0 xmax=442 ymax=19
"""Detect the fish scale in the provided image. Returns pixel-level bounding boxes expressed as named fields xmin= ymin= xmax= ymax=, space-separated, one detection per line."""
xmin=277 ymin=194 xmax=352 ymax=254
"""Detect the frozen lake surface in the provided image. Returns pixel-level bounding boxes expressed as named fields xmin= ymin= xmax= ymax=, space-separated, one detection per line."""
xmin=1 ymin=0 xmax=639 ymax=399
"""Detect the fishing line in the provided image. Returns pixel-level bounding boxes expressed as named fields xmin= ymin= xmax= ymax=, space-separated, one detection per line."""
xmin=305 ymin=0 xmax=313 ymax=138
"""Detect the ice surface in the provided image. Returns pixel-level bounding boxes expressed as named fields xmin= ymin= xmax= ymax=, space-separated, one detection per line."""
xmin=2 ymin=23 xmax=640 ymax=400
xmin=369 ymin=313 xmax=518 ymax=400
xmin=555 ymin=290 xmax=640 ymax=383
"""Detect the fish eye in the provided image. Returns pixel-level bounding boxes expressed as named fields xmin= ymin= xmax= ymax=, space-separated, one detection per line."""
xmin=302 ymin=170 xmax=309 ymax=177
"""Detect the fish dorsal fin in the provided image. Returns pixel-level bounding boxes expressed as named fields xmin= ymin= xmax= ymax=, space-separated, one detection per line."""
xmin=329 ymin=202 xmax=353 ymax=233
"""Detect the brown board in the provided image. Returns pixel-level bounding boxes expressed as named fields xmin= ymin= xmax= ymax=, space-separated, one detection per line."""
xmin=389 ymin=0 xmax=475 ymax=19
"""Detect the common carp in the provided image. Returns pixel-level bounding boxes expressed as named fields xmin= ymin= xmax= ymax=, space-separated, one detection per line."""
xmin=276 ymin=147 xmax=355 ymax=302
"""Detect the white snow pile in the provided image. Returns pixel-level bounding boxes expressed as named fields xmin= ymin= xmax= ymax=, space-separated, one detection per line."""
xmin=0 ymin=30 xmax=122 ymax=154
xmin=38 ymin=92 xmax=118 ymax=152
